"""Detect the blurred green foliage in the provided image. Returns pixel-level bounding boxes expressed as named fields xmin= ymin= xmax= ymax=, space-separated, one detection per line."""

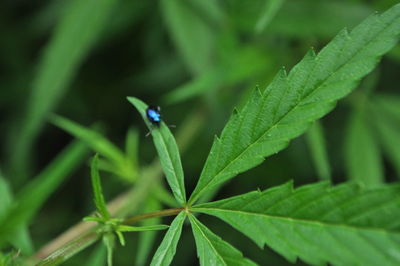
xmin=0 ymin=0 xmax=399 ymax=265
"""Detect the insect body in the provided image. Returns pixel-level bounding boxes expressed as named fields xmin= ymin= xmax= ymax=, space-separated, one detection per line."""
xmin=146 ymin=106 xmax=161 ymax=126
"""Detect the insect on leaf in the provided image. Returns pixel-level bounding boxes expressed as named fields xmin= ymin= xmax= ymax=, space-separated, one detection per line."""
xmin=127 ymin=97 xmax=187 ymax=205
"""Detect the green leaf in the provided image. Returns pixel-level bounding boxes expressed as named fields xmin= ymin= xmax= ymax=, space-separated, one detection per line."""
xmin=255 ymin=0 xmax=285 ymax=33
xmin=0 ymin=173 xmax=33 ymax=254
xmin=0 ymin=140 xmax=88 ymax=248
xmin=0 ymin=174 xmax=13 ymax=217
xmin=193 ymin=181 xmax=400 ymax=265
xmin=305 ymin=121 xmax=331 ymax=180
xmin=83 ymin=216 xmax=104 ymax=223
xmin=374 ymin=93 xmax=400 ymax=122
xmin=103 ymin=233 xmax=115 ymax=266
xmin=268 ymin=0 xmax=373 ymax=38
xmin=153 ymin=185 xmax=180 ymax=208
xmin=163 ymin=68 xmax=222 ymax=104
xmin=345 ymin=109 xmax=383 ymax=187
xmin=160 ymin=0 xmax=220 ymax=75
xmin=117 ymin=224 xmax=169 ymax=232
xmin=150 ymin=212 xmax=185 ymax=266
xmin=188 ymin=214 xmax=257 ymax=266
xmin=85 ymin=243 xmax=107 ymax=266
xmin=115 ymin=230 xmax=126 ymax=246
xmin=0 ymin=250 xmax=20 ymax=266
xmin=11 ymin=0 xmax=116 ymax=183
xmin=163 ymin=47 xmax=268 ymax=105
xmin=188 ymin=4 xmax=400 ymax=204
xmin=127 ymin=97 xmax=187 ymax=205
xmin=91 ymin=154 xmax=110 ymax=220
xmin=136 ymin=197 xmax=162 ymax=265
xmin=370 ymin=99 xmax=400 ymax=178
xmin=227 ymin=0 xmax=372 ymax=37
xmin=50 ymin=115 xmax=125 ymax=168
xmin=50 ymin=115 xmax=136 ymax=181
xmin=125 ymin=127 xmax=140 ymax=173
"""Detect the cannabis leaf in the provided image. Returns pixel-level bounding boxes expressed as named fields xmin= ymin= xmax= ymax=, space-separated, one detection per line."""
xmin=188 ymin=214 xmax=257 ymax=266
xmin=127 ymin=97 xmax=187 ymax=205
xmin=193 ymin=181 xmax=400 ymax=265
xmin=188 ymin=4 xmax=400 ymax=204
xmin=150 ymin=212 xmax=186 ymax=266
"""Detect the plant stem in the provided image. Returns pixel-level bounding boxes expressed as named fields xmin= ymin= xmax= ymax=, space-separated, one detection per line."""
xmin=37 ymin=231 xmax=99 ymax=266
xmin=123 ymin=208 xmax=184 ymax=224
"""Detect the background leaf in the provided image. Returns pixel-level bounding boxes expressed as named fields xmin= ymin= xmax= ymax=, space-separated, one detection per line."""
xmin=345 ymin=108 xmax=384 ymax=186
xmin=85 ymin=243 xmax=106 ymax=266
xmin=127 ymin=97 xmax=187 ymax=205
xmin=189 ymin=4 xmax=400 ymax=204
xmin=268 ymin=0 xmax=373 ymax=37
xmin=193 ymin=181 xmax=400 ymax=265
xmin=9 ymin=0 xmax=116 ymax=184
xmin=125 ymin=128 xmax=140 ymax=176
xmin=0 ymin=172 xmax=33 ymax=254
xmin=255 ymin=0 xmax=285 ymax=33
xmin=162 ymin=45 xmax=268 ymax=105
xmin=305 ymin=121 xmax=331 ymax=180
xmin=135 ymin=197 xmax=162 ymax=266
xmin=50 ymin=115 xmax=137 ymax=181
xmin=371 ymin=94 xmax=400 ymax=178
xmin=50 ymin=115 xmax=124 ymax=166
xmin=160 ymin=0 xmax=221 ymax=75
xmin=0 ymin=140 xmax=88 ymax=249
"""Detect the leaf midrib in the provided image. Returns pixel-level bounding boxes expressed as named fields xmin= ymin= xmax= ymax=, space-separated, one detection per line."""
xmin=157 ymin=127 xmax=185 ymax=204
xmin=190 ymin=16 xmax=396 ymax=204
xmin=193 ymin=207 xmax=400 ymax=234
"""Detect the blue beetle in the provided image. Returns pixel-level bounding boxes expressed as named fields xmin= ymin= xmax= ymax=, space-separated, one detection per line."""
xmin=146 ymin=106 xmax=162 ymax=126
